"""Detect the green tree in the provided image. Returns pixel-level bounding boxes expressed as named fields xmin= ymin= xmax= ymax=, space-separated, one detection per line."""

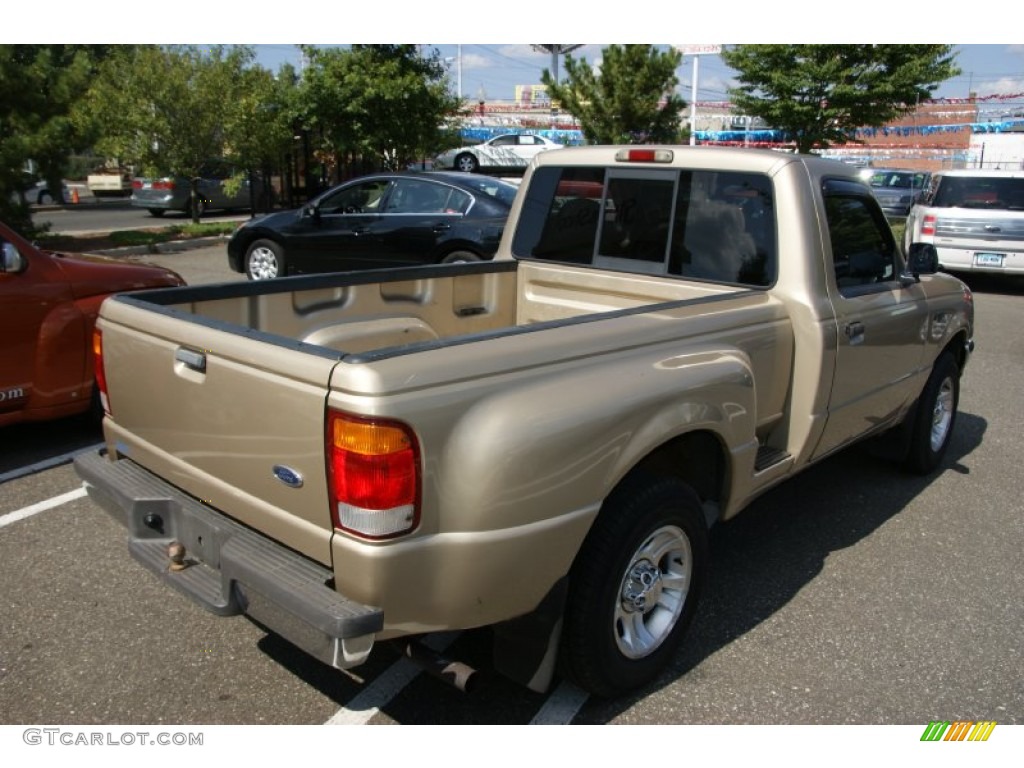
xmin=540 ymin=45 xmax=686 ymax=144
xmin=0 ymin=45 xmax=118 ymax=232
xmin=296 ymin=45 xmax=462 ymax=173
xmin=721 ymin=44 xmax=960 ymax=154
xmin=222 ymin=63 xmax=301 ymax=212
xmin=78 ymin=45 xmax=259 ymax=223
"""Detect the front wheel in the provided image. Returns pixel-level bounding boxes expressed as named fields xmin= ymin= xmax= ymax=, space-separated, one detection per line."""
xmin=904 ymin=351 xmax=959 ymax=474
xmin=245 ymin=239 xmax=285 ymax=280
xmin=454 ymin=152 xmax=479 ymax=173
xmin=559 ymin=474 xmax=709 ymax=698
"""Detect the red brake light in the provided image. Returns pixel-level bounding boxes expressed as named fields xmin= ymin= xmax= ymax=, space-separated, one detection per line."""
xmin=131 ymin=179 xmax=143 ymax=190
xmin=92 ymin=328 xmax=110 ymax=414
xmin=152 ymin=180 xmax=176 ymax=191
xmin=921 ymin=214 xmax=936 ymax=236
xmin=327 ymin=411 xmax=420 ymax=539
xmin=615 ymin=148 xmax=674 ymax=163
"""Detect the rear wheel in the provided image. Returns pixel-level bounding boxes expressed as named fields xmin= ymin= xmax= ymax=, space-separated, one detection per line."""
xmin=147 ymin=208 xmax=165 ymax=218
xmin=245 ymin=239 xmax=285 ymax=280
xmin=904 ymin=351 xmax=959 ymax=474
xmin=559 ymin=474 xmax=709 ymax=698
xmin=440 ymin=250 xmax=481 ymax=264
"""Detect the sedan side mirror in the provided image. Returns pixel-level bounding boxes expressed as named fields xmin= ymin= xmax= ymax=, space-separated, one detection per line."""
xmin=1 ymin=242 xmax=26 ymax=273
xmin=906 ymin=242 xmax=939 ymax=275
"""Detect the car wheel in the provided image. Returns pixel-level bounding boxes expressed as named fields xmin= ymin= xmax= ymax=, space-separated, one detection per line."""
xmin=245 ymin=239 xmax=285 ymax=280
xmin=37 ymin=190 xmax=53 ymax=205
xmin=559 ymin=474 xmax=708 ymax=698
xmin=440 ymin=250 xmax=481 ymax=264
xmin=904 ymin=351 xmax=959 ymax=474
xmin=454 ymin=152 xmax=479 ymax=173
xmin=148 ymin=209 xmax=165 ymax=218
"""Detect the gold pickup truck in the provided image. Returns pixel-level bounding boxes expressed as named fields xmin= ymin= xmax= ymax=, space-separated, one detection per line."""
xmin=75 ymin=146 xmax=974 ymax=698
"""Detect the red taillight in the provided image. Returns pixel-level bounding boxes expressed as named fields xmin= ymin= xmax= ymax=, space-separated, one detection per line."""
xmin=151 ymin=180 xmax=176 ymax=191
xmin=131 ymin=179 xmax=143 ymax=190
xmin=92 ymin=328 xmax=110 ymax=414
xmin=921 ymin=214 xmax=936 ymax=236
xmin=327 ymin=411 xmax=420 ymax=539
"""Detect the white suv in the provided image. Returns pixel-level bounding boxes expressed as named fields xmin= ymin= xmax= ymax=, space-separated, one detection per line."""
xmin=905 ymin=169 xmax=1024 ymax=275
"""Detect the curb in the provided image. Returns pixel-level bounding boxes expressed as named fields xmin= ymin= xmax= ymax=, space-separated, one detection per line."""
xmin=89 ymin=235 xmax=229 ymax=258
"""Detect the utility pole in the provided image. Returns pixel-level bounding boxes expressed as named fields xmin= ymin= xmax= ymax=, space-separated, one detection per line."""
xmin=531 ymin=44 xmax=583 ymax=126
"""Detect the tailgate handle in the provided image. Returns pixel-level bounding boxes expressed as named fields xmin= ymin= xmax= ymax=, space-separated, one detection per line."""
xmin=175 ymin=348 xmax=207 ymax=373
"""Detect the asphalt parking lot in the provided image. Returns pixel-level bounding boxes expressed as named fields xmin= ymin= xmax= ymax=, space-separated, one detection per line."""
xmin=1 ymin=246 xmax=1021 ymax=740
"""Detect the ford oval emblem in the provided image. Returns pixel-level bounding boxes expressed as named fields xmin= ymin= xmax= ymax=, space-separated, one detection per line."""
xmin=272 ymin=465 xmax=304 ymax=488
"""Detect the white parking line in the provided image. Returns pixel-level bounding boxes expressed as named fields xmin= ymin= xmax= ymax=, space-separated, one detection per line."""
xmin=325 ymin=632 xmax=460 ymax=725
xmin=0 ymin=486 xmax=88 ymax=529
xmin=529 ymin=680 xmax=589 ymax=725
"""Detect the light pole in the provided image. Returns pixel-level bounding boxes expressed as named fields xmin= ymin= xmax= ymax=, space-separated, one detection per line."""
xmin=531 ymin=44 xmax=583 ymax=126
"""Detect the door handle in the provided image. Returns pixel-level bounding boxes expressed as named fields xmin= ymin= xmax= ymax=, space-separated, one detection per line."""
xmin=844 ymin=321 xmax=865 ymax=345
xmin=175 ymin=347 xmax=207 ymax=373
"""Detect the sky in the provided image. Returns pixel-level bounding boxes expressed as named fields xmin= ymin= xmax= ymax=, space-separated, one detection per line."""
xmin=9 ymin=4 xmax=1024 ymax=112
xmin=252 ymin=43 xmax=1024 ymax=107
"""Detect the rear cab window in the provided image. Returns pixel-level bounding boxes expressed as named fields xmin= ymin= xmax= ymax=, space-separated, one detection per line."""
xmin=512 ymin=165 xmax=776 ymax=287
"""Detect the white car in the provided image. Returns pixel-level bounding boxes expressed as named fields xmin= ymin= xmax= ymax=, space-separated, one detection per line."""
xmin=434 ymin=133 xmax=563 ymax=173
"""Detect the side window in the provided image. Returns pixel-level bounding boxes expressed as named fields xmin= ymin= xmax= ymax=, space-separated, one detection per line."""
xmin=319 ymin=180 xmax=389 ymax=215
xmin=491 ymin=135 xmax=515 ymax=147
xmin=823 ymin=184 xmax=897 ymax=292
xmin=386 ymin=179 xmax=449 ymax=214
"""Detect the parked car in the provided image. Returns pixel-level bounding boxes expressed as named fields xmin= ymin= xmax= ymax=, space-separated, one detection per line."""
xmin=227 ymin=171 xmax=518 ymax=280
xmin=862 ymin=168 xmax=930 ymax=217
xmin=905 ymin=168 xmax=1024 ymax=275
xmin=0 ymin=219 xmax=184 ymax=427
xmin=131 ymin=161 xmax=258 ymax=217
xmin=9 ymin=177 xmax=70 ymax=206
xmin=433 ymin=133 xmax=563 ymax=174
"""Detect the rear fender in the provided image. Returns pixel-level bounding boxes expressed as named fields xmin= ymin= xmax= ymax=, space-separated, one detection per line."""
xmin=436 ymin=343 xmax=758 ymax=551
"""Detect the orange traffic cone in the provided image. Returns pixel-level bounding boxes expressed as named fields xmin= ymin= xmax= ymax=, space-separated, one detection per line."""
xmin=71 ymin=188 xmax=80 ymax=204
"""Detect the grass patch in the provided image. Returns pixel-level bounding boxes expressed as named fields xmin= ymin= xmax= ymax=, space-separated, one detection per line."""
xmin=40 ymin=222 xmax=239 ymax=253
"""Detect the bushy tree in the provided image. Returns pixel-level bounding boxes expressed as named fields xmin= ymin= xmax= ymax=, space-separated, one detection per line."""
xmin=0 ymin=45 xmax=117 ymax=233
xmin=540 ymin=45 xmax=686 ymax=144
xmin=296 ymin=45 xmax=462 ymax=173
xmin=77 ymin=45 xmax=264 ymax=222
xmin=721 ymin=44 xmax=960 ymax=154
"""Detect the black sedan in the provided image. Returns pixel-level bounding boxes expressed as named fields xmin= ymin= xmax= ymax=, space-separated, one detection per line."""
xmin=227 ymin=171 xmax=519 ymax=280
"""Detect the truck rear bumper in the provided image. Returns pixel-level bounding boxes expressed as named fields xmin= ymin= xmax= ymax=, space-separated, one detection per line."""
xmin=74 ymin=450 xmax=383 ymax=670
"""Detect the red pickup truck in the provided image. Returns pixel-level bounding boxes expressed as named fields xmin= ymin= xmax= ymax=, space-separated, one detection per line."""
xmin=0 ymin=220 xmax=184 ymax=427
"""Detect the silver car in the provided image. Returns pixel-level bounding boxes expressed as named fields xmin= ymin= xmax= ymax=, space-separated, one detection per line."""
xmin=863 ymin=168 xmax=930 ymax=217
xmin=131 ymin=162 xmax=258 ymax=217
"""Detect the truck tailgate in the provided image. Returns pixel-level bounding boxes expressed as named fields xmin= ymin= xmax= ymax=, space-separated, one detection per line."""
xmin=96 ymin=295 xmax=341 ymax=565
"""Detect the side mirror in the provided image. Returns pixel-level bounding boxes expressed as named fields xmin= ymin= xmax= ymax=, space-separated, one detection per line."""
xmin=907 ymin=242 xmax=939 ymax=275
xmin=1 ymin=242 xmax=26 ymax=273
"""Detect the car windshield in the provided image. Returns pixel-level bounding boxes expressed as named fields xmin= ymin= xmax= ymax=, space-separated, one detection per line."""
xmin=868 ymin=171 xmax=927 ymax=189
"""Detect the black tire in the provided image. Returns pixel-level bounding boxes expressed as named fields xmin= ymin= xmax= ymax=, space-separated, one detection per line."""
xmin=904 ymin=351 xmax=959 ymax=474
xmin=440 ymin=250 xmax=481 ymax=264
xmin=454 ymin=152 xmax=479 ymax=173
xmin=148 ymin=208 xmax=165 ymax=218
xmin=37 ymin=190 xmax=53 ymax=205
xmin=245 ymin=239 xmax=285 ymax=280
xmin=559 ymin=474 xmax=709 ymax=698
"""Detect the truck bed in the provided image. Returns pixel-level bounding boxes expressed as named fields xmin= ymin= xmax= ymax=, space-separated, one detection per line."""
xmin=96 ymin=259 xmax=781 ymax=568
